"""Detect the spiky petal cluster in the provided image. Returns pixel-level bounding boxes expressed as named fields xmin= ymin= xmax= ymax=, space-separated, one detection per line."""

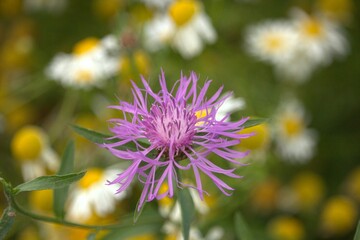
xmin=104 ymin=71 xmax=251 ymax=210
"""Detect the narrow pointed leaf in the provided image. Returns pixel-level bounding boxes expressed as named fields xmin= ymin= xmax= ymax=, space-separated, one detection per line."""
xmin=72 ymin=125 xmax=113 ymax=144
xmin=13 ymin=171 xmax=86 ymax=194
xmin=235 ymin=212 xmax=254 ymax=240
xmin=54 ymin=141 xmax=75 ymax=219
xmin=0 ymin=206 xmax=16 ymax=239
xmin=242 ymin=118 xmax=267 ymax=129
xmin=354 ymin=220 xmax=360 ymax=240
xmin=71 ymin=125 xmax=149 ymax=150
xmin=178 ymin=188 xmax=195 ymax=240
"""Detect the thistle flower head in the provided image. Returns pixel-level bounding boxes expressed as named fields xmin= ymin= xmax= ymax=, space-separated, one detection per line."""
xmin=104 ymin=71 xmax=252 ymax=210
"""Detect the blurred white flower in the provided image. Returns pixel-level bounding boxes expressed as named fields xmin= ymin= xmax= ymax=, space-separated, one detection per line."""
xmin=245 ymin=8 xmax=348 ymax=82
xmin=216 ymin=94 xmax=246 ymax=121
xmin=291 ymin=8 xmax=348 ymax=66
xmin=24 ymin=0 xmax=67 ymax=13
xmin=11 ymin=126 xmax=59 ymax=181
xmin=277 ymin=8 xmax=348 ymax=82
xmin=46 ymin=35 xmax=121 ymax=89
xmin=273 ymin=98 xmax=317 ymax=163
xmin=245 ymin=21 xmax=299 ymax=65
xmin=143 ymin=0 xmax=217 ymax=59
xmin=67 ymin=167 xmax=126 ymax=222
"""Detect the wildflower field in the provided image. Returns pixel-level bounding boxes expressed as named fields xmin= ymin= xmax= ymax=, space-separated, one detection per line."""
xmin=0 ymin=0 xmax=359 ymax=239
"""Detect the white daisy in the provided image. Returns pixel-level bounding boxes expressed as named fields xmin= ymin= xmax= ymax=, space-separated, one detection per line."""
xmin=273 ymin=98 xmax=317 ymax=163
xmin=24 ymin=0 xmax=67 ymax=13
xmin=143 ymin=0 xmax=217 ymax=59
xmin=290 ymin=8 xmax=348 ymax=66
xmin=216 ymin=94 xmax=245 ymax=121
xmin=66 ymin=167 xmax=126 ymax=222
xmin=11 ymin=126 xmax=59 ymax=181
xmin=245 ymin=20 xmax=299 ymax=65
xmin=46 ymin=35 xmax=121 ymax=89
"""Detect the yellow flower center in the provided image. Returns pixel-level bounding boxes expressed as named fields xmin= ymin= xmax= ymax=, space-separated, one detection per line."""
xmin=301 ymin=18 xmax=323 ymax=38
xmin=169 ymin=0 xmax=199 ymax=27
xmin=291 ymin=172 xmax=324 ymax=210
xmin=79 ymin=168 xmax=104 ymax=189
xmin=282 ymin=115 xmax=303 ymax=137
xmin=321 ymin=196 xmax=357 ymax=235
xmin=29 ymin=189 xmax=53 ymax=214
xmin=158 ymin=183 xmax=174 ymax=207
xmin=264 ymin=35 xmax=283 ymax=52
xmin=268 ymin=216 xmax=305 ymax=240
xmin=195 ymin=109 xmax=210 ymax=126
xmin=75 ymin=70 xmax=93 ymax=83
xmin=251 ymin=178 xmax=280 ymax=212
xmin=72 ymin=38 xmax=99 ymax=56
xmin=11 ymin=126 xmax=45 ymax=161
xmin=238 ymin=123 xmax=270 ymax=150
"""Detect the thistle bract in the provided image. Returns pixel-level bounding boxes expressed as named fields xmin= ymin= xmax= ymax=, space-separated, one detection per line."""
xmin=104 ymin=71 xmax=252 ymax=210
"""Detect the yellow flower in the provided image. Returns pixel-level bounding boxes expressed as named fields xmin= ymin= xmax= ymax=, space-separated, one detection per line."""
xmin=0 ymin=0 xmax=21 ymax=18
xmin=238 ymin=123 xmax=270 ymax=151
xmin=169 ymin=0 xmax=200 ymax=27
xmin=291 ymin=171 xmax=325 ymax=211
xmin=320 ymin=195 xmax=357 ymax=236
xmin=281 ymin=114 xmax=304 ymax=138
xmin=11 ymin=126 xmax=45 ymax=161
xmin=11 ymin=125 xmax=59 ymax=180
xmin=79 ymin=168 xmax=104 ymax=189
xmin=316 ymin=0 xmax=353 ymax=22
xmin=158 ymin=182 xmax=175 ymax=208
xmin=72 ymin=37 xmax=100 ymax=56
xmin=93 ymin=0 xmax=123 ymax=20
xmin=268 ymin=216 xmax=305 ymax=240
xmin=300 ymin=17 xmax=324 ymax=38
xmin=250 ymin=178 xmax=280 ymax=213
xmin=29 ymin=189 xmax=53 ymax=215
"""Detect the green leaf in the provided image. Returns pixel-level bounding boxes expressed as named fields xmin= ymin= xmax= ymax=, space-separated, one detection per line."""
xmin=71 ymin=125 xmax=150 ymax=151
xmin=234 ymin=212 xmax=254 ymax=240
xmin=354 ymin=220 xmax=360 ymax=240
xmin=13 ymin=171 xmax=86 ymax=194
xmin=0 ymin=206 xmax=16 ymax=239
xmin=178 ymin=188 xmax=195 ymax=240
xmin=71 ymin=125 xmax=113 ymax=144
xmin=54 ymin=141 xmax=75 ymax=219
xmin=243 ymin=118 xmax=267 ymax=129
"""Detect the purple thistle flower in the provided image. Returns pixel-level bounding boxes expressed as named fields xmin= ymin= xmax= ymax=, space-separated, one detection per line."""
xmin=103 ymin=71 xmax=252 ymax=210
